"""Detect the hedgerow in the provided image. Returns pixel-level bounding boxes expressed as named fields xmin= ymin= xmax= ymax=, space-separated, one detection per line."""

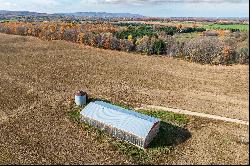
xmin=0 ymin=22 xmax=248 ymax=65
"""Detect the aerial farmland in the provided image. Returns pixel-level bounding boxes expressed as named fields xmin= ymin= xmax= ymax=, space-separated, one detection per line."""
xmin=0 ymin=1 xmax=249 ymax=165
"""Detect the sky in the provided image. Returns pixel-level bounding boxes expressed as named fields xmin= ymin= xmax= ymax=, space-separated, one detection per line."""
xmin=0 ymin=0 xmax=249 ymax=17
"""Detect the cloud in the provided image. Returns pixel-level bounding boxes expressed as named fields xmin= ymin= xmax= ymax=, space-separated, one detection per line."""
xmin=0 ymin=1 xmax=17 ymax=8
xmin=96 ymin=0 xmax=248 ymax=5
xmin=0 ymin=0 xmax=248 ymax=17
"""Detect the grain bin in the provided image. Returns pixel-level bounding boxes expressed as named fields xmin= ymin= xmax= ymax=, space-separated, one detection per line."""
xmin=75 ymin=90 xmax=87 ymax=106
xmin=80 ymin=101 xmax=160 ymax=148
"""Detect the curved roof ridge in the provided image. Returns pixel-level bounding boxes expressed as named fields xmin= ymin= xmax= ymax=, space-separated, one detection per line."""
xmin=93 ymin=101 xmax=160 ymax=123
xmin=80 ymin=101 xmax=160 ymax=138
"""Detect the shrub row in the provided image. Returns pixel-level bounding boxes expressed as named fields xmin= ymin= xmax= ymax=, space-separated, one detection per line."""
xmin=0 ymin=22 xmax=248 ymax=65
xmin=114 ymin=25 xmax=206 ymax=39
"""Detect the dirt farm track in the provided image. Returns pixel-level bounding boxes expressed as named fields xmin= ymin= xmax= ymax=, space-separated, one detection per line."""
xmin=0 ymin=33 xmax=249 ymax=164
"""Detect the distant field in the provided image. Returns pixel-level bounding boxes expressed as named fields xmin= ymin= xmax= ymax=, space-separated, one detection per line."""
xmin=117 ymin=20 xmax=204 ymax=28
xmin=203 ymin=23 xmax=249 ymax=31
xmin=118 ymin=20 xmax=249 ymax=31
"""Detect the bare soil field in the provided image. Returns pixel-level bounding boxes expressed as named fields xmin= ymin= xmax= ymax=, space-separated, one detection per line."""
xmin=0 ymin=33 xmax=249 ymax=164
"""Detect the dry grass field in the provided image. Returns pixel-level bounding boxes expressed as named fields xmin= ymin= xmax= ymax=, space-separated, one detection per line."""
xmin=0 ymin=33 xmax=249 ymax=164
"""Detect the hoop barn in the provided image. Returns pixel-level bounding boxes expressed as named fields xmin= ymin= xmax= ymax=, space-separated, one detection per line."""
xmin=80 ymin=101 xmax=160 ymax=148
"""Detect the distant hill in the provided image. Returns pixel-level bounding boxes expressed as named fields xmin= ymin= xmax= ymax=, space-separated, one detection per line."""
xmin=0 ymin=10 xmax=48 ymax=17
xmin=54 ymin=12 xmax=145 ymax=18
xmin=0 ymin=10 xmax=145 ymax=19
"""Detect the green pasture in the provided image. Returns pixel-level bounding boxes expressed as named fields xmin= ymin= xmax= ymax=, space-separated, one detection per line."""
xmin=203 ymin=24 xmax=249 ymax=31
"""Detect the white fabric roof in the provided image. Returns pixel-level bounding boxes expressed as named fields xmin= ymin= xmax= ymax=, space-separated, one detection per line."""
xmin=80 ymin=101 xmax=160 ymax=138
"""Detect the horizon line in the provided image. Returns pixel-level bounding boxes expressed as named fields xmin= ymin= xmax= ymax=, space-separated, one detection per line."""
xmin=0 ymin=9 xmax=249 ymax=19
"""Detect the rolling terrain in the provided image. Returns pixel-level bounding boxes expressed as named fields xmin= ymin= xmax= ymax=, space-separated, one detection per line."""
xmin=0 ymin=33 xmax=248 ymax=164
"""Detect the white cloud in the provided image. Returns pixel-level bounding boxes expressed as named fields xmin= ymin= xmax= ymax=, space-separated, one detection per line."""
xmin=0 ymin=0 xmax=248 ymax=17
xmin=97 ymin=0 xmax=248 ymax=4
xmin=0 ymin=1 xmax=17 ymax=9
xmin=34 ymin=0 xmax=58 ymax=5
